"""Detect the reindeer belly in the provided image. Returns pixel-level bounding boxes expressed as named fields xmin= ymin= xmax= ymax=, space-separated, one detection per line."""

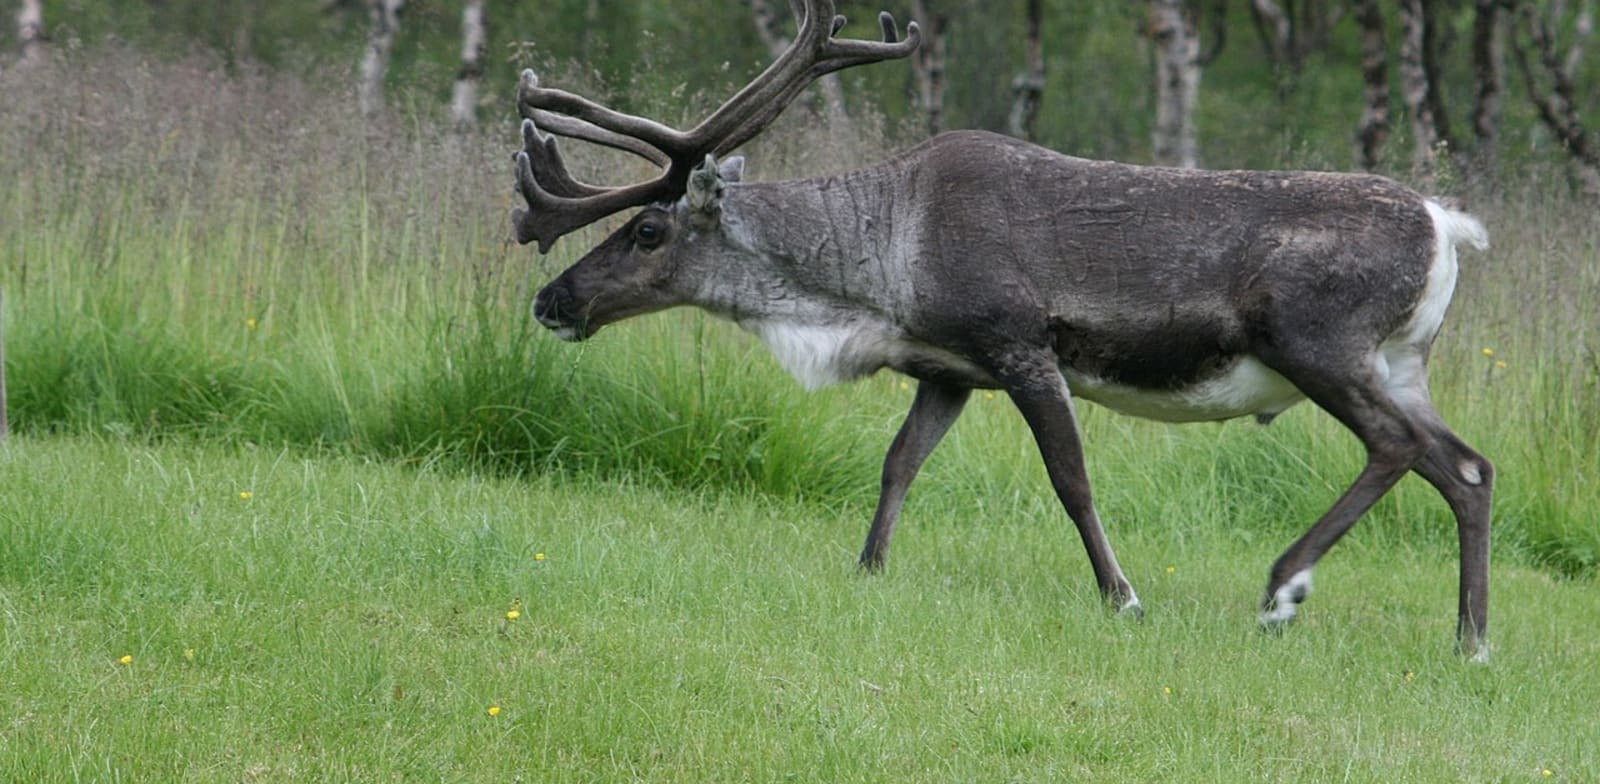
xmin=1062 ymin=356 xmax=1304 ymax=423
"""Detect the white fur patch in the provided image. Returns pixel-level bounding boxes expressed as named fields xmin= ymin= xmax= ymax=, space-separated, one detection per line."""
xmin=1064 ymin=356 xmax=1304 ymax=423
xmin=747 ymin=321 xmax=864 ymax=390
xmin=1258 ymin=569 xmax=1313 ymax=626
xmin=1388 ymin=203 xmax=1486 ymax=353
xmin=1373 ymin=203 xmax=1488 ymax=406
xmin=1459 ymin=461 xmax=1482 ymax=485
xmin=1466 ymin=642 xmax=1491 ymax=664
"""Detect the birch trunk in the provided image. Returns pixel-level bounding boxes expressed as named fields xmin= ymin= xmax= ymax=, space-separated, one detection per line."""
xmin=16 ymin=0 xmax=45 ymax=67
xmin=1249 ymin=0 xmax=1293 ymax=96
xmin=451 ymin=0 xmax=487 ymax=129
xmin=1471 ymin=0 xmax=1506 ymax=169
xmin=909 ymin=0 xmax=949 ymax=137
xmin=1148 ymin=0 xmax=1201 ymax=169
xmin=359 ymin=0 xmax=405 ymax=118
xmin=1399 ymin=0 xmax=1441 ymax=179
xmin=749 ymin=0 xmax=846 ymax=119
xmin=1354 ymin=0 xmax=1391 ymax=171
xmin=1007 ymin=0 xmax=1046 ymax=141
xmin=1512 ymin=0 xmax=1600 ymax=196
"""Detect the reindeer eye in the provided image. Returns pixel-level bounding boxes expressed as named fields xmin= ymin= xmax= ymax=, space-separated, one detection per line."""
xmin=633 ymin=221 xmax=665 ymax=248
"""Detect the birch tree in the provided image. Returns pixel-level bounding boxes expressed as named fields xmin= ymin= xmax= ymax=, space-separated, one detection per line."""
xmin=1472 ymin=0 xmax=1508 ymax=169
xmin=358 ymin=0 xmax=405 ymax=118
xmin=1249 ymin=0 xmax=1348 ymax=98
xmin=1007 ymin=0 xmax=1045 ymax=141
xmin=1146 ymin=0 xmax=1201 ymax=168
xmin=749 ymin=0 xmax=847 ymax=118
xmin=1511 ymin=0 xmax=1599 ymax=195
xmin=1354 ymin=0 xmax=1392 ymax=171
xmin=909 ymin=0 xmax=950 ymax=136
xmin=1399 ymin=0 xmax=1452 ymax=180
xmin=451 ymin=0 xmax=487 ymax=129
xmin=15 ymin=0 xmax=45 ymax=67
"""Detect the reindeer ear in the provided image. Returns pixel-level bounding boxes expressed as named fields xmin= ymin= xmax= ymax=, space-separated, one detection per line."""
xmin=686 ymin=154 xmax=730 ymax=229
xmin=718 ymin=155 xmax=745 ymax=184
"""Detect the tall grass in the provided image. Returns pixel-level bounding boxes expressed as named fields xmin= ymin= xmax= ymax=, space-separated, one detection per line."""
xmin=1 ymin=49 xmax=1596 ymax=580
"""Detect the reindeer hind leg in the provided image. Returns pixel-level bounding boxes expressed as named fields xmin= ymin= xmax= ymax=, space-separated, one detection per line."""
xmin=1254 ymin=348 xmax=1433 ymax=629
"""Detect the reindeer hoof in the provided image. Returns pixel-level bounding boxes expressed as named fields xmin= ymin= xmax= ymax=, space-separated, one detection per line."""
xmin=857 ymin=553 xmax=887 ymax=574
xmin=1458 ymin=637 xmax=1491 ymax=664
xmin=1258 ymin=569 xmax=1313 ymax=630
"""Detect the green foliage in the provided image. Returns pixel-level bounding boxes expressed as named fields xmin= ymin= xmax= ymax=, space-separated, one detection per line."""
xmin=2 ymin=436 xmax=1599 ymax=781
xmin=16 ymin=0 xmax=1599 ymax=178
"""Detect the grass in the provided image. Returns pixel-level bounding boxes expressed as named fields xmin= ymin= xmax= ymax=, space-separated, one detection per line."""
xmin=1 ymin=51 xmax=1598 ymax=781
xmin=3 ymin=435 xmax=1598 ymax=782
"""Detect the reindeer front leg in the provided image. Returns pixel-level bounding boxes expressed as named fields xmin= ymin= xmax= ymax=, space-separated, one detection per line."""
xmin=859 ymin=382 xmax=971 ymax=571
xmin=994 ymin=349 xmax=1142 ymax=616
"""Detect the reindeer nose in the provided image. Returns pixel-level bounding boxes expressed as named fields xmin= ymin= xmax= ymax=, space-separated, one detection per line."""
xmin=534 ymin=283 xmax=571 ymax=329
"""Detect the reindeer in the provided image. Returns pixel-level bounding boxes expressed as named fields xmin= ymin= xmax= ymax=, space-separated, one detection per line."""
xmin=510 ymin=1 xmax=1493 ymax=659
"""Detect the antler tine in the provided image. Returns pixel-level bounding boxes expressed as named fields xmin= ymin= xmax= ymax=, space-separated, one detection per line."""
xmin=523 ymin=109 xmax=672 ymax=168
xmin=818 ymin=12 xmax=920 ymax=69
xmin=517 ymin=69 xmax=683 ymax=163
xmin=519 ymin=119 xmax=608 ymax=199
xmin=509 ymin=2 xmax=919 ymax=252
xmin=709 ymin=12 xmax=921 ymax=158
xmin=513 ymin=149 xmax=676 ymax=254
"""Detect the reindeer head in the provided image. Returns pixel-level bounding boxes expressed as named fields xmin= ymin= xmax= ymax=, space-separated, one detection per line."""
xmin=510 ymin=1 xmax=919 ymax=339
xmin=533 ymin=155 xmax=747 ymax=341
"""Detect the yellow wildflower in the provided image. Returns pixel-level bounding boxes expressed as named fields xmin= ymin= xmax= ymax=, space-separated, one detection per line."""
xmin=534 ymin=552 xmax=546 ymax=562
xmin=1494 ymin=360 xmax=1507 ymax=369
xmin=184 ymin=648 xmax=196 ymax=662
xmin=487 ymin=705 xmax=502 ymax=717
xmin=1481 ymin=347 xmax=1494 ymax=356
xmin=246 ymin=317 xmax=258 ymax=330
xmin=506 ymin=610 xmax=521 ymax=621
xmin=1165 ymin=565 xmax=1176 ymax=574
xmin=119 ymin=655 xmax=133 ymax=665
xmin=238 ymin=491 xmax=253 ymax=500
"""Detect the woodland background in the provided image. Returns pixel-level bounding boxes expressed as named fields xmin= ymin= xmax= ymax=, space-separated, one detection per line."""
xmin=3 ymin=0 xmax=1598 ymax=189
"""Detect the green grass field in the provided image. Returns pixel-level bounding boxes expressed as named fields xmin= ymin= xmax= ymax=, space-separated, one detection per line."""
xmin=3 ymin=436 xmax=1598 ymax=782
xmin=2 ymin=55 xmax=1598 ymax=782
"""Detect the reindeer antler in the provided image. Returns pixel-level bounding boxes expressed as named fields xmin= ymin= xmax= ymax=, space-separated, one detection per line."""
xmin=511 ymin=1 xmax=920 ymax=253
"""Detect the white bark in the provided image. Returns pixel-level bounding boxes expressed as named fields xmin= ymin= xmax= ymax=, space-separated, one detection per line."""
xmin=17 ymin=0 xmax=45 ymax=66
xmin=1355 ymin=0 xmax=1391 ymax=171
xmin=451 ymin=0 xmax=487 ymax=129
xmin=1148 ymin=0 xmax=1201 ymax=169
xmin=1399 ymin=0 xmax=1440 ymax=178
xmin=359 ymin=0 xmax=405 ymax=118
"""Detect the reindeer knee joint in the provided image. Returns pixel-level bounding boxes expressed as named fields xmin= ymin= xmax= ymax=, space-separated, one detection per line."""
xmin=1459 ymin=457 xmax=1493 ymax=488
